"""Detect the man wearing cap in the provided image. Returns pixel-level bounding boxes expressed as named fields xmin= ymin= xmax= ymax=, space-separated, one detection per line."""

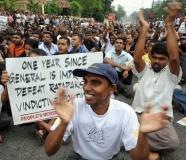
xmin=44 ymin=63 xmax=168 ymax=160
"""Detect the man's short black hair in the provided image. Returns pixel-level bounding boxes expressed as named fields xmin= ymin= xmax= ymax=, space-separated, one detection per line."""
xmin=25 ymin=38 xmax=39 ymax=49
xmin=30 ymin=48 xmax=47 ymax=56
xmin=33 ymin=31 xmax=41 ymax=38
xmin=114 ymin=37 xmax=125 ymax=44
xmin=151 ymin=42 xmax=169 ymax=58
xmin=59 ymin=36 xmax=70 ymax=46
xmin=43 ymin=31 xmax=53 ymax=38
xmin=72 ymin=33 xmax=84 ymax=41
xmin=12 ymin=32 xmax=24 ymax=38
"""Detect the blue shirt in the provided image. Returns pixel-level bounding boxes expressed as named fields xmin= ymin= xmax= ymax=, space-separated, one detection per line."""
xmin=70 ymin=45 xmax=89 ymax=54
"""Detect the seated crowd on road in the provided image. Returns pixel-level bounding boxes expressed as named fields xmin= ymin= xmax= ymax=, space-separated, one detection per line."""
xmin=0 ymin=2 xmax=186 ymax=160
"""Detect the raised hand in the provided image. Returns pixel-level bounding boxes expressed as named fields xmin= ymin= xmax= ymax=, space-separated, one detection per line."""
xmin=139 ymin=105 xmax=169 ymax=133
xmin=138 ymin=10 xmax=150 ymax=29
xmin=51 ymin=88 xmax=74 ymax=124
xmin=164 ymin=1 xmax=182 ymax=23
xmin=1 ymin=70 xmax=10 ymax=86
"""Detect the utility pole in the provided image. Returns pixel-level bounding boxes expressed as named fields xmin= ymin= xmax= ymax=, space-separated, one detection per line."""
xmin=39 ymin=0 xmax=46 ymax=14
xmin=151 ymin=0 xmax=155 ymax=9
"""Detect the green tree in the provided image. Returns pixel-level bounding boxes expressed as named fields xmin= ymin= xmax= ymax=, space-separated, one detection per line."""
xmin=27 ymin=0 xmax=41 ymax=13
xmin=0 ymin=0 xmax=16 ymax=11
xmin=102 ymin=0 xmax=113 ymax=14
xmin=68 ymin=0 xmax=113 ymax=21
xmin=115 ymin=4 xmax=126 ymax=20
xmin=82 ymin=0 xmax=103 ymax=17
xmin=45 ymin=0 xmax=61 ymax=15
xmin=70 ymin=1 xmax=82 ymax=16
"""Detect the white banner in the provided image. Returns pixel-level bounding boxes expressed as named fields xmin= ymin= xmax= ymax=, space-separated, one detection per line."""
xmin=0 ymin=16 xmax=8 ymax=31
xmin=6 ymin=52 xmax=103 ymax=125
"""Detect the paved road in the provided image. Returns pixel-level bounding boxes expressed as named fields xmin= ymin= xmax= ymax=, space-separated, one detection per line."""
xmin=0 ymin=86 xmax=186 ymax=160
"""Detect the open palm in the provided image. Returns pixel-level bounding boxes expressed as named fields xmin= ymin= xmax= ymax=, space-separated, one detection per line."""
xmin=138 ymin=10 xmax=150 ymax=29
xmin=164 ymin=2 xmax=182 ymax=22
xmin=139 ymin=107 xmax=169 ymax=133
xmin=51 ymin=88 xmax=74 ymax=123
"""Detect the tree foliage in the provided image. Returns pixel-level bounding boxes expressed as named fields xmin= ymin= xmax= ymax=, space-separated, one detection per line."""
xmin=27 ymin=0 xmax=41 ymax=13
xmin=45 ymin=0 xmax=62 ymax=15
xmin=0 ymin=0 xmax=114 ymax=21
xmin=70 ymin=1 xmax=82 ymax=16
xmin=69 ymin=0 xmax=113 ymax=21
xmin=111 ymin=4 xmax=126 ymax=20
xmin=116 ymin=4 xmax=126 ymax=20
xmin=0 ymin=0 xmax=16 ymax=11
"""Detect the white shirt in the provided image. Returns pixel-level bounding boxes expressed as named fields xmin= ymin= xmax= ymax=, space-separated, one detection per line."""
xmin=63 ymin=98 xmax=139 ymax=160
xmin=0 ymin=85 xmax=4 ymax=114
xmin=132 ymin=65 xmax=182 ymax=118
xmin=39 ymin=42 xmax=58 ymax=56
xmin=104 ymin=39 xmax=114 ymax=54
xmin=105 ymin=49 xmax=133 ymax=72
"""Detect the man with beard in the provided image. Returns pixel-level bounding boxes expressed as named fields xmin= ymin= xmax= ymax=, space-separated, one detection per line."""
xmin=84 ymin=30 xmax=99 ymax=52
xmin=8 ymin=32 xmax=26 ymax=57
xmin=132 ymin=2 xmax=182 ymax=160
xmin=44 ymin=63 xmax=169 ymax=160
xmin=39 ymin=31 xmax=58 ymax=56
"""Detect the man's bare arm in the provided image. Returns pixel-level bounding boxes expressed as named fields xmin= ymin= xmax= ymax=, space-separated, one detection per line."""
xmin=44 ymin=120 xmax=69 ymax=156
xmin=44 ymin=88 xmax=74 ymax=156
xmin=129 ymin=132 xmax=149 ymax=160
xmin=129 ymin=106 xmax=169 ymax=160
xmin=165 ymin=2 xmax=182 ymax=76
xmin=133 ymin=10 xmax=149 ymax=72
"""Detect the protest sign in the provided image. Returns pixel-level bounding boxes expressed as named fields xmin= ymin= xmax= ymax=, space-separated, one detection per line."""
xmin=6 ymin=52 xmax=103 ymax=125
xmin=0 ymin=16 xmax=8 ymax=31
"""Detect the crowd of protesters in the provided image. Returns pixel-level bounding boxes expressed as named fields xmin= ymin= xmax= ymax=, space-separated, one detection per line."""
xmin=0 ymin=1 xmax=186 ymax=160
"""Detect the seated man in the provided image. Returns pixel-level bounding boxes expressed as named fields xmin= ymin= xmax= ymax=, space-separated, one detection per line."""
xmin=132 ymin=2 xmax=182 ymax=159
xmin=39 ymin=31 xmax=58 ymax=56
xmin=69 ymin=33 xmax=89 ymax=53
xmin=104 ymin=37 xmax=134 ymax=97
xmin=44 ymin=63 xmax=169 ymax=160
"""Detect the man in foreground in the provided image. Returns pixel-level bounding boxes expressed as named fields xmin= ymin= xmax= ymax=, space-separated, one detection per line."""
xmin=44 ymin=63 xmax=169 ymax=160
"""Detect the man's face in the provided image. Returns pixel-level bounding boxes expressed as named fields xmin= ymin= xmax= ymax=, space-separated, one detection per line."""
xmin=85 ymin=34 xmax=92 ymax=41
xmin=43 ymin=33 xmax=52 ymax=45
xmin=57 ymin=39 xmax=69 ymax=54
xmin=180 ymin=38 xmax=186 ymax=46
xmin=25 ymin=44 xmax=32 ymax=56
xmin=71 ymin=35 xmax=81 ymax=48
xmin=150 ymin=53 xmax=168 ymax=72
xmin=126 ymin=34 xmax=133 ymax=43
xmin=12 ymin=35 xmax=22 ymax=45
xmin=109 ymin=35 xmax=115 ymax=45
xmin=32 ymin=34 xmax=40 ymax=42
xmin=114 ymin=39 xmax=124 ymax=52
xmin=83 ymin=73 xmax=114 ymax=108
